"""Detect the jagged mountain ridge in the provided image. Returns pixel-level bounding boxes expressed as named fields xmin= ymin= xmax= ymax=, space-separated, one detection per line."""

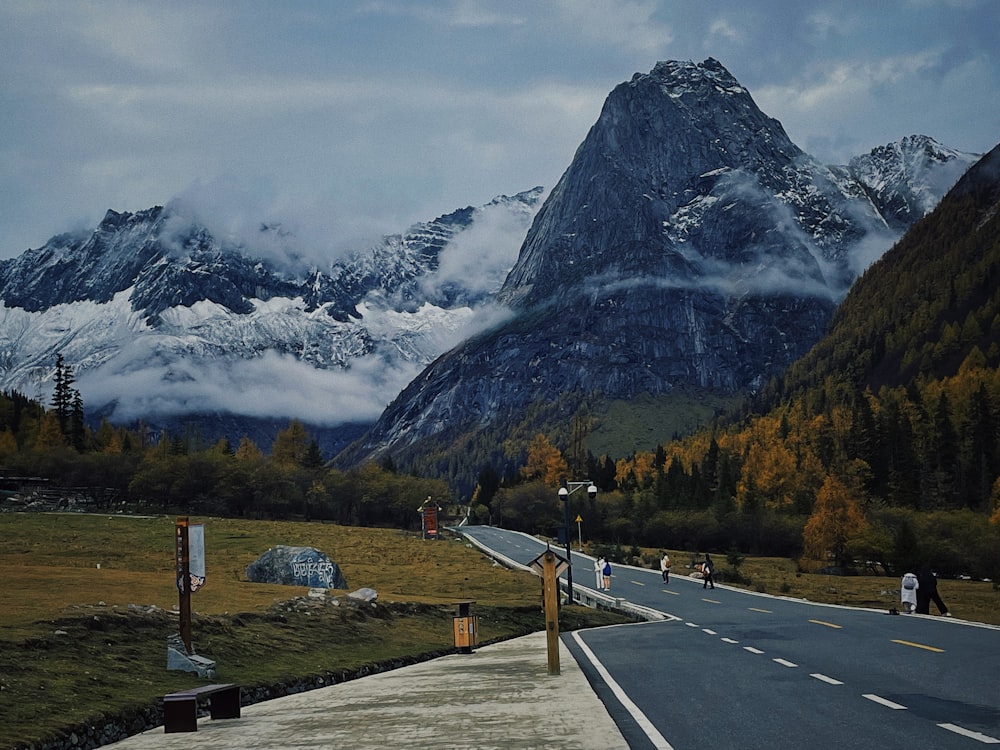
xmin=0 ymin=188 xmax=543 ymax=439
xmin=0 ymin=59 xmax=978 ymax=468
xmin=338 ymin=59 xmax=978 ymax=492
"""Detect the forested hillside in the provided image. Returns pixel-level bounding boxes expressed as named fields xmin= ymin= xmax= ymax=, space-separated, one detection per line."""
xmin=0 ymin=387 xmax=450 ymax=528
xmin=599 ymin=144 xmax=1000 ymax=576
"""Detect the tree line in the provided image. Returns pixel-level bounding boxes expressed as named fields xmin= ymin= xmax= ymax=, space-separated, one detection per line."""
xmin=0 ymin=384 xmax=449 ymax=529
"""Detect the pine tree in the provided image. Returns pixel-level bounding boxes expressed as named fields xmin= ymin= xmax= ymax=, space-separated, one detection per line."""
xmin=51 ymin=354 xmax=75 ymax=435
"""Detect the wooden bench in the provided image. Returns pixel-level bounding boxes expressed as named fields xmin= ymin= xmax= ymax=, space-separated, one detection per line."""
xmin=163 ymin=683 xmax=241 ymax=733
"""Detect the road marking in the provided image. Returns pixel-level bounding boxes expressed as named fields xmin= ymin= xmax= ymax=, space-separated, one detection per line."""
xmin=571 ymin=632 xmax=675 ymax=749
xmin=744 ymin=646 xmax=765 ymax=655
xmin=721 ymin=637 xmax=739 ymax=644
xmin=773 ymin=658 xmax=798 ymax=668
xmin=661 ymin=588 xmax=680 ymax=595
xmin=938 ymin=723 xmax=1000 ymax=744
xmin=864 ymin=694 xmax=907 ymax=710
xmin=702 ymin=598 xmax=720 ymax=604
xmin=631 ymin=580 xmax=645 ymax=586
xmin=749 ymin=607 xmax=771 ymax=613
xmin=810 ymin=673 xmax=843 ymax=685
xmin=702 ymin=628 xmax=718 ymax=635
xmin=685 ymin=622 xmax=699 ymax=628
xmin=809 ymin=619 xmax=842 ymax=629
xmin=891 ymin=639 xmax=944 ymax=653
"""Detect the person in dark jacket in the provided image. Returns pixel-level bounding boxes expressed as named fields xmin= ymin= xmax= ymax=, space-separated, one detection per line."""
xmin=915 ymin=566 xmax=950 ymax=616
xmin=702 ymin=553 xmax=715 ymax=589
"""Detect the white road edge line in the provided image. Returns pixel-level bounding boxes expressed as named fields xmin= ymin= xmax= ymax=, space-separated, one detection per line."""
xmin=938 ymin=723 xmax=1000 ymax=744
xmin=810 ymin=673 xmax=843 ymax=685
xmin=571 ymin=631 xmax=675 ymax=750
xmin=863 ymin=694 xmax=907 ymax=710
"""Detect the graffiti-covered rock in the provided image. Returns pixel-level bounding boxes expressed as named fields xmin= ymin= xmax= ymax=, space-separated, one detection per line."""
xmin=245 ymin=545 xmax=348 ymax=589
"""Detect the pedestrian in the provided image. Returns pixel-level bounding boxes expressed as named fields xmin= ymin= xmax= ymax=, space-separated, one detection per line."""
xmin=702 ymin=553 xmax=715 ymax=589
xmin=660 ymin=552 xmax=671 ymax=583
xmin=915 ymin=566 xmax=951 ymax=616
xmin=602 ymin=558 xmax=612 ymax=591
xmin=900 ymin=571 xmax=918 ymax=613
xmin=594 ymin=557 xmax=605 ymax=589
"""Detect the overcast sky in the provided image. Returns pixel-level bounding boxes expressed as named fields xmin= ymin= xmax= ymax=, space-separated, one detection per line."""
xmin=2 ymin=0 xmax=998 ymax=261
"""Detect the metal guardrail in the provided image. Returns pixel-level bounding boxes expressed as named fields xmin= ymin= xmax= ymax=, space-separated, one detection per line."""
xmin=457 ymin=528 xmax=671 ymax=623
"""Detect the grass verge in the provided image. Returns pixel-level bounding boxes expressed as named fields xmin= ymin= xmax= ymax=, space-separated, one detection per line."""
xmin=0 ymin=514 xmax=627 ymax=750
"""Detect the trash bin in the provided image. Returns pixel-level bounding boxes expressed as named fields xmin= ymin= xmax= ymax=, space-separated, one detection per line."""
xmin=453 ymin=600 xmax=477 ymax=654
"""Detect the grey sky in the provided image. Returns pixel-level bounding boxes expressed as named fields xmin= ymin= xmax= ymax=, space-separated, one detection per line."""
xmin=2 ymin=0 xmax=998 ymax=260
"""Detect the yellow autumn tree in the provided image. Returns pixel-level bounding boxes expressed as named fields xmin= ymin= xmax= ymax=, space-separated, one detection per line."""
xmin=33 ymin=412 xmax=65 ymax=451
xmin=271 ymin=419 xmax=311 ymax=467
xmin=234 ymin=436 xmax=264 ymax=462
xmin=521 ymin=433 xmax=568 ymax=487
xmin=803 ymin=475 xmax=867 ymax=567
xmin=0 ymin=427 xmax=17 ymax=456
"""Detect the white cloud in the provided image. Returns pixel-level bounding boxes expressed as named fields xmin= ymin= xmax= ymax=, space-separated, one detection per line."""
xmin=708 ymin=18 xmax=740 ymax=42
xmin=78 ymin=347 xmax=423 ymax=426
xmin=553 ymin=0 xmax=673 ymax=55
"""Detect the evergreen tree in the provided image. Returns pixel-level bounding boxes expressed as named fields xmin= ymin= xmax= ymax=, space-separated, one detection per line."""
xmin=51 ymin=354 xmax=75 ymax=436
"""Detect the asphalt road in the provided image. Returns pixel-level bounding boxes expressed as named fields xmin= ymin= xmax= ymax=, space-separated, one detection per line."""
xmin=459 ymin=525 xmax=1000 ymax=749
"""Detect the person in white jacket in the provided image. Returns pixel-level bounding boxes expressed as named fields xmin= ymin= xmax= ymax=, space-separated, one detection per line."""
xmin=594 ymin=557 xmax=605 ymax=589
xmin=900 ymin=571 xmax=919 ymax=613
xmin=660 ymin=552 xmax=671 ymax=583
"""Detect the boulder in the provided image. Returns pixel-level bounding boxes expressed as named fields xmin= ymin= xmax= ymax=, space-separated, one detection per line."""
xmin=245 ymin=545 xmax=348 ymax=589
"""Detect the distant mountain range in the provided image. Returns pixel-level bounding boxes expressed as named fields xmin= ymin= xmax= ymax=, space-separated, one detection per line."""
xmin=0 ymin=59 xmax=979 ymax=479
xmin=0 ymin=188 xmax=543 ymax=452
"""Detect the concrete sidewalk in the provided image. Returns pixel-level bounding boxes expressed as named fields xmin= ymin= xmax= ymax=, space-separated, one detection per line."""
xmin=104 ymin=631 xmax=628 ymax=750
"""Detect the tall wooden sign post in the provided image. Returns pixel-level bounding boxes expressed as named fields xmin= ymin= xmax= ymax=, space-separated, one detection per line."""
xmin=529 ymin=545 xmax=568 ymax=676
xmin=175 ymin=517 xmax=193 ymax=653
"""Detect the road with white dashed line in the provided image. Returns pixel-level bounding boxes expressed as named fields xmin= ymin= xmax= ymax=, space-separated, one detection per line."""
xmin=460 ymin=526 xmax=1000 ymax=749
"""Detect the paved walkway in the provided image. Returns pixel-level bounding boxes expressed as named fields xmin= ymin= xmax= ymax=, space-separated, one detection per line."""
xmin=105 ymin=631 xmax=628 ymax=750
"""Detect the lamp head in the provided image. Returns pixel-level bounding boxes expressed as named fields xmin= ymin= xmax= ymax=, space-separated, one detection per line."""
xmin=587 ymin=484 xmax=598 ymax=500
xmin=558 ymin=487 xmax=568 ymax=501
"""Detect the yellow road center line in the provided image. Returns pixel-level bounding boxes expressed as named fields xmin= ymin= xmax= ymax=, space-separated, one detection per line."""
xmin=661 ymin=589 xmax=680 ymax=595
xmin=809 ymin=619 xmax=842 ymax=629
xmin=892 ymin=639 xmax=944 ymax=653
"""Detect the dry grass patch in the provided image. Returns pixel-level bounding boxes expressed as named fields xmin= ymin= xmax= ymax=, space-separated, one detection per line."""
xmin=0 ymin=513 xmax=627 ymax=750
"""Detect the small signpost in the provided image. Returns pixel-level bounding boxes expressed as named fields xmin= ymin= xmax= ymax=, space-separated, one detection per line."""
xmin=171 ymin=517 xmax=215 ymax=676
xmin=419 ymin=496 xmax=441 ymax=540
xmin=528 ymin=545 xmax=568 ymax=675
xmin=175 ymin=517 xmax=194 ymax=653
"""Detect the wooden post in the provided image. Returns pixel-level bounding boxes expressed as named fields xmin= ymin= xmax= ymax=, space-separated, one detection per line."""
xmin=542 ymin=549 xmax=560 ymax=675
xmin=175 ymin=517 xmax=193 ymax=654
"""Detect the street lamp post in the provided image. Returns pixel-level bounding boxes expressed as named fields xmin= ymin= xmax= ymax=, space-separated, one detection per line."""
xmin=558 ymin=478 xmax=598 ymax=605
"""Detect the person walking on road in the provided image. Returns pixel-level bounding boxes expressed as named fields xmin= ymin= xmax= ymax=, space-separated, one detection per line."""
xmin=702 ymin=553 xmax=715 ymax=589
xmin=602 ymin=558 xmax=612 ymax=591
xmin=660 ymin=552 xmax=671 ymax=583
xmin=916 ymin=566 xmax=951 ymax=616
xmin=594 ymin=557 xmax=605 ymax=589
xmin=900 ymin=571 xmax=919 ymax=613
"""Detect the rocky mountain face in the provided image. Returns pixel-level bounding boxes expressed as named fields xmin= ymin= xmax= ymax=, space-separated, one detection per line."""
xmin=0 ymin=58 xmax=978 ymax=477
xmin=0 ymin=188 xmax=543 ymax=451
xmin=338 ymin=59 xmax=978 ymax=490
